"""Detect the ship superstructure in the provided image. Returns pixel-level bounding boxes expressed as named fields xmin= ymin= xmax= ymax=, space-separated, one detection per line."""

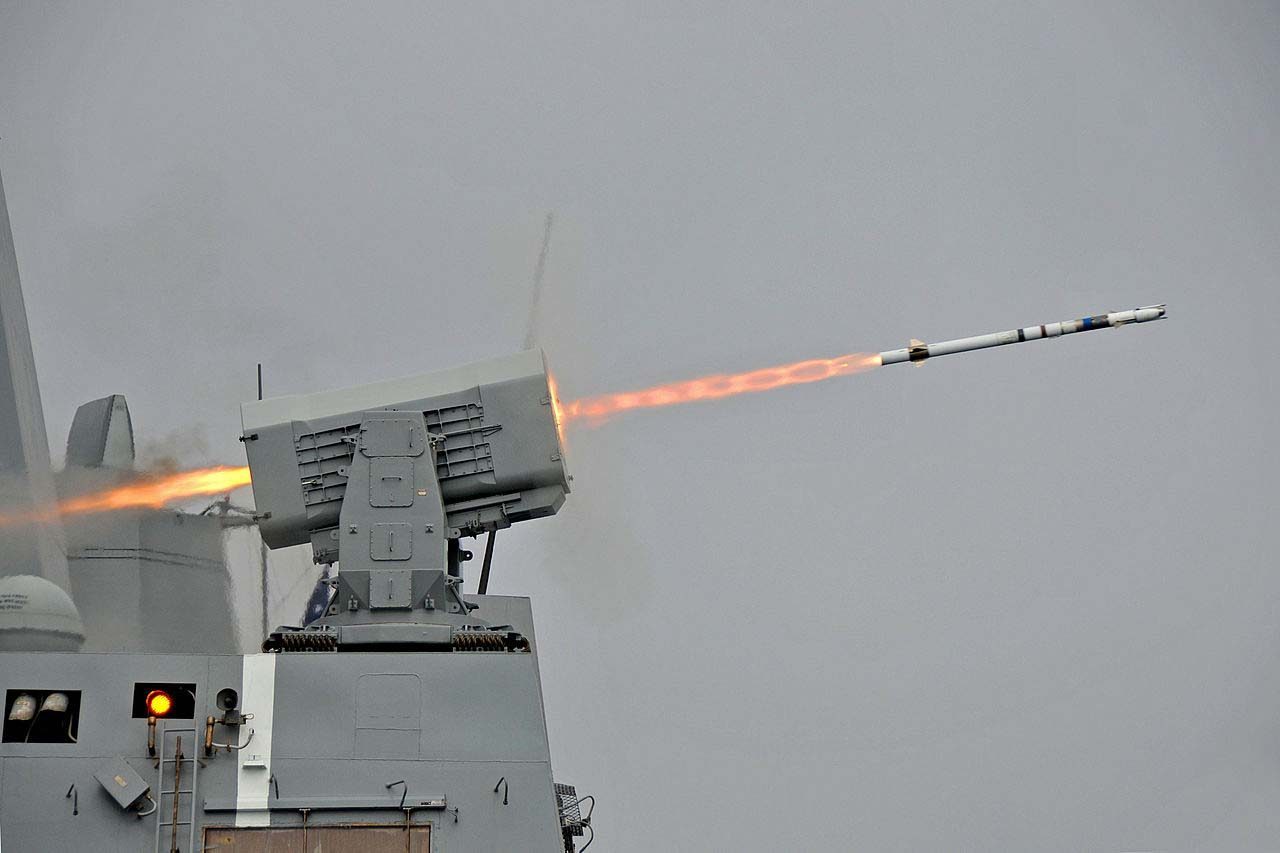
xmin=0 ymin=163 xmax=590 ymax=851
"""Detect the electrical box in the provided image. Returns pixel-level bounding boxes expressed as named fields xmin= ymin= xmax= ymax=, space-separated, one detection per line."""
xmin=93 ymin=757 xmax=150 ymax=810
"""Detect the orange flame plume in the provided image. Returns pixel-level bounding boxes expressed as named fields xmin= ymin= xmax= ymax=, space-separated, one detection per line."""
xmin=560 ymin=352 xmax=882 ymax=424
xmin=0 ymin=465 xmax=253 ymax=527
xmin=0 ymin=352 xmax=881 ymax=525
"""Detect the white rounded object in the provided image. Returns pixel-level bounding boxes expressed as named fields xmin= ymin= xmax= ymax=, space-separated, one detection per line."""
xmin=0 ymin=575 xmax=85 ymax=651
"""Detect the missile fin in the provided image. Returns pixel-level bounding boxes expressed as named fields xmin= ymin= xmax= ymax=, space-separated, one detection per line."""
xmin=907 ymin=339 xmax=930 ymax=365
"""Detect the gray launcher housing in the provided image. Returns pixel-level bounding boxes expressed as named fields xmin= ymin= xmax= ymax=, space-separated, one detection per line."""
xmin=242 ymin=350 xmax=570 ymax=566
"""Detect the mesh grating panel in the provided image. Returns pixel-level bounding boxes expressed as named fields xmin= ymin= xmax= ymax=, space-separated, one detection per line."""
xmin=555 ymin=783 xmax=585 ymax=836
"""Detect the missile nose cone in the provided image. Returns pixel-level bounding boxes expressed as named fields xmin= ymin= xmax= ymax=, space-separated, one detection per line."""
xmin=1136 ymin=304 xmax=1167 ymax=322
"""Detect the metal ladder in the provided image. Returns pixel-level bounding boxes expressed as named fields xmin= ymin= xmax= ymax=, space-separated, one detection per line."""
xmin=153 ymin=721 xmax=200 ymax=853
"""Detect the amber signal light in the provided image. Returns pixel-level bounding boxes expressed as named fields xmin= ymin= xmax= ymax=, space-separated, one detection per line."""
xmin=145 ymin=690 xmax=173 ymax=717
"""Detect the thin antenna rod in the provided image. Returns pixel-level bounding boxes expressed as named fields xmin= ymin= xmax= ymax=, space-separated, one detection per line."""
xmin=259 ymin=538 xmax=270 ymax=643
xmin=522 ymin=212 xmax=554 ymax=350
xmin=256 ymin=361 xmax=267 ymax=641
xmin=477 ymin=530 xmax=497 ymax=595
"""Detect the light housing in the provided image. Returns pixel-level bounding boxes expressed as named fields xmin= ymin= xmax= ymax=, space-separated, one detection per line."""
xmin=130 ymin=682 xmax=196 ymax=719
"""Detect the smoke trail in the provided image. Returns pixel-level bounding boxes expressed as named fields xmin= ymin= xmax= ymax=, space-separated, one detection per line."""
xmin=522 ymin=212 xmax=554 ymax=350
xmin=135 ymin=425 xmax=213 ymax=472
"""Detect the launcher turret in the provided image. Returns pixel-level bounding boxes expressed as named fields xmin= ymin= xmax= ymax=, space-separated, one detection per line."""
xmin=241 ymin=350 xmax=570 ymax=651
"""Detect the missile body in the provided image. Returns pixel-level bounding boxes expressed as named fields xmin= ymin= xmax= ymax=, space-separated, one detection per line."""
xmin=878 ymin=305 xmax=1166 ymax=366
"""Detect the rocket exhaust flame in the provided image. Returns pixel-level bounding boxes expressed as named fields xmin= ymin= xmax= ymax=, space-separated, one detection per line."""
xmin=11 ymin=353 xmax=871 ymax=519
xmin=0 ymin=305 xmax=1157 ymax=522
xmin=559 ymin=352 xmax=882 ymax=424
xmin=0 ymin=465 xmax=252 ymax=527
xmin=557 ymin=304 xmax=1164 ymax=424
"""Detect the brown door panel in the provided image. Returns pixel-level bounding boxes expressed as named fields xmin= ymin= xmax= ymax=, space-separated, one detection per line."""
xmin=206 ymin=825 xmax=429 ymax=853
xmin=203 ymin=827 xmax=306 ymax=853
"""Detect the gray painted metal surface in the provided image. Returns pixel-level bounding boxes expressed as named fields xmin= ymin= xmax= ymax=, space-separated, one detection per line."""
xmin=59 ymin=501 xmax=239 ymax=654
xmin=0 ymin=167 xmax=68 ymax=589
xmin=242 ymin=349 xmax=569 ymax=560
xmin=0 ymin=596 xmax=566 ymax=851
xmin=66 ymin=395 xmax=135 ymax=470
xmin=246 ymin=349 xmax=570 ymax=669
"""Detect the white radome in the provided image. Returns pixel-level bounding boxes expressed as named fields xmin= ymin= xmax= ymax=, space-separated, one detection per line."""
xmin=0 ymin=575 xmax=85 ymax=651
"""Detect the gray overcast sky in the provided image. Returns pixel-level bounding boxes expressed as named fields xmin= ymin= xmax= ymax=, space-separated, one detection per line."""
xmin=2 ymin=2 xmax=1277 ymax=849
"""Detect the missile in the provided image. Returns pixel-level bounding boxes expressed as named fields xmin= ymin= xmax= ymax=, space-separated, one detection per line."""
xmin=878 ymin=304 xmax=1166 ymax=366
